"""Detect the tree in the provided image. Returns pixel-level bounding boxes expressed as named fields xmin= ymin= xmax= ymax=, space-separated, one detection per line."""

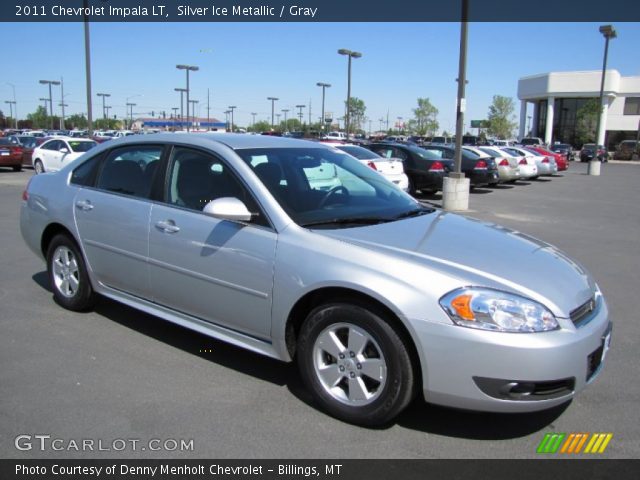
xmin=66 ymin=114 xmax=88 ymax=129
xmin=487 ymin=95 xmax=518 ymax=139
xmin=344 ymin=97 xmax=366 ymax=131
xmin=412 ymin=98 xmax=439 ymax=136
xmin=250 ymin=120 xmax=272 ymax=133
xmin=575 ymin=98 xmax=600 ymax=146
xmin=27 ymin=106 xmax=49 ymax=129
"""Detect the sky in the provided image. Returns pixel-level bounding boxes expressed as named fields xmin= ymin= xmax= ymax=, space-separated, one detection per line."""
xmin=2 ymin=21 xmax=640 ymax=132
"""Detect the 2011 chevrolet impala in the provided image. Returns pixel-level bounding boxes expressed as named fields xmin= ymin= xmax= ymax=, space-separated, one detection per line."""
xmin=20 ymin=134 xmax=611 ymax=426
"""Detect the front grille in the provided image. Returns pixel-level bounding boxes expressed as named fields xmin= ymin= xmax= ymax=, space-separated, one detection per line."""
xmin=570 ymin=296 xmax=597 ymax=327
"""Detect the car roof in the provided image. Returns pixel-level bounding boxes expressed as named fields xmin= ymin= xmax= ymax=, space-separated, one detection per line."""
xmin=92 ymin=132 xmax=329 ymax=151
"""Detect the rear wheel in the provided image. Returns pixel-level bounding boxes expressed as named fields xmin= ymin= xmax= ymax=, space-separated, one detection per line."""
xmin=297 ymin=303 xmax=415 ymax=426
xmin=46 ymin=234 xmax=96 ymax=311
xmin=34 ymin=159 xmax=44 ymax=174
xmin=407 ymin=176 xmax=417 ymax=196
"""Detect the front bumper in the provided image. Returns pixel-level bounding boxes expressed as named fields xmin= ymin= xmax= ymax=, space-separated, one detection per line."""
xmin=413 ymin=297 xmax=611 ymax=412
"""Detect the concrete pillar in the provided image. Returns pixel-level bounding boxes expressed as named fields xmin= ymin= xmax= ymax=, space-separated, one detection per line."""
xmin=518 ymin=100 xmax=527 ymax=140
xmin=597 ymin=95 xmax=613 ymax=146
xmin=531 ymin=102 xmax=539 ymax=137
xmin=544 ymin=97 xmax=554 ymax=145
xmin=442 ymin=176 xmax=471 ymax=211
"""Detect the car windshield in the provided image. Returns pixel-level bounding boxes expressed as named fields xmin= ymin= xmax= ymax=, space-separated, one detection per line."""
xmin=0 ymin=138 xmax=12 ymax=146
xmin=336 ymin=145 xmax=380 ymax=160
xmin=235 ymin=147 xmax=428 ymax=228
xmin=17 ymin=136 xmax=37 ymax=148
xmin=69 ymin=141 xmax=97 ymax=152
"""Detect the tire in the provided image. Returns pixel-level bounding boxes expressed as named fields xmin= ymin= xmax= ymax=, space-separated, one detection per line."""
xmin=34 ymin=159 xmax=44 ymax=174
xmin=297 ymin=303 xmax=415 ymax=426
xmin=12 ymin=165 xmax=22 ymax=172
xmin=407 ymin=176 xmax=417 ymax=196
xmin=46 ymin=234 xmax=97 ymax=311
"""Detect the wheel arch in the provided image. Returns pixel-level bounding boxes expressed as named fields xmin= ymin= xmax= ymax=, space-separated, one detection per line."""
xmin=41 ymin=222 xmax=78 ymax=258
xmin=284 ymin=286 xmax=423 ymax=389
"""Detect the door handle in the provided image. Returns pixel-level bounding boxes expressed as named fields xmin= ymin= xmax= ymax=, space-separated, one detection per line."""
xmin=155 ymin=220 xmax=180 ymax=234
xmin=75 ymin=200 xmax=94 ymax=211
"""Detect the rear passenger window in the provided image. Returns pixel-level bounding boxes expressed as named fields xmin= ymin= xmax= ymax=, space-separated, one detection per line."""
xmin=71 ymin=155 xmax=101 ymax=187
xmin=96 ymin=146 xmax=162 ymax=199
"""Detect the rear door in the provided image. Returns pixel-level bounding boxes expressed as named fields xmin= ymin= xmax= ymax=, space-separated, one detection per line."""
xmin=74 ymin=144 xmax=164 ymax=299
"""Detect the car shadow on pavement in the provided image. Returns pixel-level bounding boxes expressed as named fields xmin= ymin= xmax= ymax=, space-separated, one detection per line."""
xmin=32 ymin=271 xmax=51 ymax=292
xmin=490 ymin=184 xmax=514 ymax=190
xmin=470 ymin=188 xmax=493 ymax=194
xmin=531 ymin=177 xmax=552 ymax=182
xmin=395 ymin=397 xmax=571 ymax=439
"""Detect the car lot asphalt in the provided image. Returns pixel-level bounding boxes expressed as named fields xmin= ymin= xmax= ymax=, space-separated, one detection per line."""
xmin=0 ymin=161 xmax=638 ymax=459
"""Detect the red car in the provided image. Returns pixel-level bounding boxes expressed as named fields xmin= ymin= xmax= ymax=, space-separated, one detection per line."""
xmin=526 ymin=145 xmax=568 ymax=171
xmin=0 ymin=137 xmax=23 ymax=171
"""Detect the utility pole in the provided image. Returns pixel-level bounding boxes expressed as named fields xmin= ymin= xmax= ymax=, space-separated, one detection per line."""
xmin=59 ymin=78 xmax=66 ymax=129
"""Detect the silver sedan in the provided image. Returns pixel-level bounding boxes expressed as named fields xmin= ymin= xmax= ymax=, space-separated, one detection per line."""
xmin=20 ymin=134 xmax=611 ymax=426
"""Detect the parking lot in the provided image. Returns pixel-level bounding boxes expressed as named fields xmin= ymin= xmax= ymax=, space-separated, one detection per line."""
xmin=1 ymin=161 xmax=638 ymax=459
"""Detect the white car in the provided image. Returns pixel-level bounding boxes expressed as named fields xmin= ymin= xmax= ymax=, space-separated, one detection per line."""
xmin=32 ymin=137 xmax=97 ymax=174
xmin=323 ymin=131 xmax=347 ymax=141
xmin=503 ymin=146 xmax=540 ymax=179
xmin=506 ymin=146 xmax=557 ymax=177
xmin=335 ymin=144 xmax=410 ymax=192
xmin=477 ymin=146 xmax=522 ymax=183
xmin=113 ymin=130 xmax=135 ymax=138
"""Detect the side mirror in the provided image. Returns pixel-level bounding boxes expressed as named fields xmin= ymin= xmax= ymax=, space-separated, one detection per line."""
xmin=59 ymin=147 xmax=69 ymax=154
xmin=203 ymin=197 xmax=252 ymax=222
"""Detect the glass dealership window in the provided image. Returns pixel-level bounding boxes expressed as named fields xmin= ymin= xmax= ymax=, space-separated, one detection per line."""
xmin=623 ymin=97 xmax=640 ymax=115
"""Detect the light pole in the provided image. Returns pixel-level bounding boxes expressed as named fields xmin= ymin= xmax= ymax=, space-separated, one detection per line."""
xmin=4 ymin=101 xmax=16 ymax=127
xmin=39 ymin=98 xmax=48 ymax=112
xmin=443 ymin=0 xmax=470 ymax=212
xmin=397 ymin=117 xmax=403 ymax=134
xmin=174 ymin=88 xmax=186 ymax=128
xmin=40 ymin=79 xmax=60 ymax=129
xmin=96 ymin=92 xmax=110 ymax=120
xmin=189 ymin=100 xmax=199 ymax=130
xmin=224 ymin=110 xmax=230 ymax=131
xmin=282 ymin=109 xmax=289 ymax=132
xmin=296 ymin=104 xmax=305 ymax=128
xmin=267 ymin=97 xmax=278 ymax=129
xmin=228 ymin=105 xmax=236 ymax=132
xmin=251 ymin=112 xmax=257 ymax=130
xmin=83 ymin=0 xmax=94 ymax=135
xmin=276 ymin=113 xmax=281 ymax=129
xmin=316 ymin=82 xmax=331 ymax=133
xmin=337 ymin=49 xmax=362 ymax=139
xmin=176 ymin=64 xmax=199 ymax=132
xmin=595 ymin=25 xmax=617 ymax=148
xmin=126 ymin=103 xmax=137 ymax=129
xmin=7 ymin=83 xmax=17 ymax=128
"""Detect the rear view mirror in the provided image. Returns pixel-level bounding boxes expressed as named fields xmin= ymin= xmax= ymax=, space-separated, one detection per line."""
xmin=203 ymin=197 xmax=252 ymax=222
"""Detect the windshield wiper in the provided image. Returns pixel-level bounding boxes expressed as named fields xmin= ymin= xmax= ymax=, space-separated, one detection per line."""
xmin=301 ymin=217 xmax=394 ymax=228
xmin=392 ymin=206 xmax=435 ymax=220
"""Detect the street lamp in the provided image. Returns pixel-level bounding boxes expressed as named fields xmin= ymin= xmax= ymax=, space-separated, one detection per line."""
xmin=282 ymin=109 xmax=289 ymax=132
xmin=295 ymin=104 xmax=306 ymax=127
xmin=4 ymin=100 xmax=16 ymax=127
xmin=316 ymin=82 xmax=331 ymax=132
xmin=189 ymin=99 xmax=199 ymax=130
xmin=40 ymin=79 xmax=61 ymax=129
xmin=176 ymin=64 xmax=199 ymax=132
xmin=267 ymin=97 xmax=278 ymax=128
xmin=7 ymin=82 xmax=17 ymax=129
xmin=337 ymin=49 xmax=362 ymax=139
xmin=228 ymin=106 xmax=236 ymax=133
xmin=126 ymin=103 xmax=137 ymax=129
xmin=174 ymin=88 xmax=187 ymax=128
xmin=595 ymin=24 xmax=617 ymax=148
xmin=251 ymin=112 xmax=257 ymax=130
xmin=96 ymin=92 xmax=110 ymax=120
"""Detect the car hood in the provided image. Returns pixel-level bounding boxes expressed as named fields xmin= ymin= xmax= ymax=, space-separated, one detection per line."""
xmin=318 ymin=211 xmax=595 ymax=317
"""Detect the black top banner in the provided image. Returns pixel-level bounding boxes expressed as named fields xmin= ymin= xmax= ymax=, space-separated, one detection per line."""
xmin=3 ymin=0 xmax=640 ymax=22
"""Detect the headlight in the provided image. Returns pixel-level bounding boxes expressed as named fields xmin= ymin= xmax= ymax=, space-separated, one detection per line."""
xmin=439 ymin=287 xmax=559 ymax=333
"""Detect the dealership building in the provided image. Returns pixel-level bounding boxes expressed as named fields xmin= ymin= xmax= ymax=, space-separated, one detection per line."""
xmin=131 ymin=117 xmax=226 ymax=131
xmin=517 ymin=70 xmax=640 ymax=148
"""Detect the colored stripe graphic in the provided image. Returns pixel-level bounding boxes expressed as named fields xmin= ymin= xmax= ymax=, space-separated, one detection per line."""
xmin=537 ymin=433 xmax=566 ymax=453
xmin=540 ymin=432 xmax=613 ymax=454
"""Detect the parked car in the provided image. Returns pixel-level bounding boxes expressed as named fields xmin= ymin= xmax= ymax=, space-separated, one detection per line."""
xmin=0 ymin=137 xmax=23 ymax=171
xmin=7 ymin=135 xmax=38 ymax=168
xmin=477 ymin=146 xmax=521 ymax=182
xmin=335 ymin=144 xmax=409 ymax=192
xmin=520 ymin=137 xmax=545 ymax=146
xmin=526 ymin=145 xmax=568 ymax=171
xmin=368 ymin=142 xmax=450 ymax=195
xmin=580 ymin=144 xmax=607 ymax=163
xmin=613 ymin=140 xmax=639 ymax=160
xmin=504 ymin=146 xmax=556 ymax=177
xmin=550 ymin=143 xmax=573 ymax=162
xmin=32 ymin=137 xmax=97 ymax=174
xmin=420 ymin=144 xmax=500 ymax=187
xmin=323 ymin=131 xmax=348 ymax=141
xmin=429 ymin=136 xmax=452 ymax=145
xmin=20 ymin=133 xmax=612 ymax=426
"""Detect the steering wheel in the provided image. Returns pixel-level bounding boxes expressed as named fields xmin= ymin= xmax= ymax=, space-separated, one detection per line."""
xmin=318 ymin=185 xmax=350 ymax=208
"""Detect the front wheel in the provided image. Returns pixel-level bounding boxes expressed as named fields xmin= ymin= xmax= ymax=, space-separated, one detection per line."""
xmin=297 ymin=303 xmax=415 ymax=426
xmin=46 ymin=234 xmax=97 ymax=311
xmin=34 ymin=159 xmax=44 ymax=174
